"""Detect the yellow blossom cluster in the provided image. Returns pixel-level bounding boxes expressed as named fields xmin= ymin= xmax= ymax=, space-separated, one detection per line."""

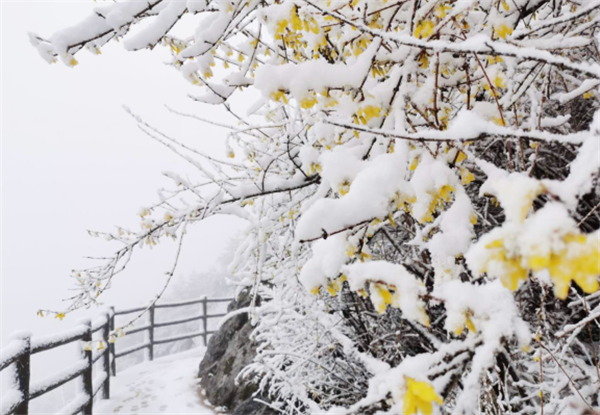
xmin=527 ymin=232 xmax=600 ymax=299
xmin=353 ymin=105 xmax=382 ymax=125
xmin=420 ymin=185 xmax=455 ymax=224
xmin=371 ymin=282 xmax=399 ymax=314
xmin=392 ymin=191 xmax=417 ymax=212
xmin=403 ymin=377 xmax=444 ymax=415
xmin=479 ymin=231 xmax=599 ymax=298
xmin=311 ymin=274 xmax=348 ymax=296
xmin=453 ymin=310 xmax=477 ymax=336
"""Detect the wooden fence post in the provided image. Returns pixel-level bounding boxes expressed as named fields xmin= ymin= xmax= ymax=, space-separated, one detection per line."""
xmin=80 ymin=319 xmax=93 ymax=415
xmin=109 ymin=306 xmax=116 ymax=376
xmin=202 ymin=296 xmax=208 ymax=347
xmin=102 ymin=311 xmax=111 ymax=399
xmin=14 ymin=332 xmax=31 ymax=415
xmin=148 ymin=304 xmax=155 ymax=361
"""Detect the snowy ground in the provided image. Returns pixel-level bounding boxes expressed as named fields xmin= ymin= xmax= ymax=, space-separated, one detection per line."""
xmin=95 ymin=348 xmax=215 ymax=414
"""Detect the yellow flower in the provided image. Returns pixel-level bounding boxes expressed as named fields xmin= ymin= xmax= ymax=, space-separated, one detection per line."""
xmin=438 ymin=185 xmax=455 ymax=202
xmin=359 ymin=105 xmax=381 ymax=124
xmin=482 ymin=72 xmax=507 ymax=90
xmin=352 ymin=36 xmax=371 ymax=57
xmin=518 ymin=185 xmax=544 ymax=222
xmin=454 ymin=311 xmax=477 ymax=336
xmin=290 ymin=7 xmax=303 ymax=32
xmin=372 ymin=283 xmax=394 ymax=314
xmin=339 ymin=180 xmax=351 ymax=196
xmin=326 ymin=275 xmax=347 ymax=296
xmin=466 ymin=315 xmax=477 ymax=333
xmin=300 ymin=92 xmax=318 ymax=109
xmin=469 ymin=213 xmax=478 ymax=225
xmin=403 ymin=377 xmax=443 ymax=415
xmin=410 ymin=157 xmax=420 ymax=171
xmin=368 ymin=13 xmax=383 ymax=29
xmin=528 ymin=232 xmax=600 ymax=299
xmin=314 ymin=35 xmax=327 ymax=52
xmin=414 ymin=20 xmax=435 ymax=39
xmin=393 ymin=191 xmax=416 ymax=211
xmin=491 ymin=116 xmax=505 ymax=126
xmin=501 ymin=257 xmax=528 ymax=291
xmin=346 ymin=245 xmax=357 ymax=258
xmin=460 ymin=167 xmax=475 ymax=185
xmin=493 ymin=73 xmax=507 ymax=89
xmin=270 ymin=90 xmax=288 ymax=103
xmin=421 ymin=197 xmax=440 ymax=224
xmin=495 ymin=23 xmax=513 ymax=39
xmin=414 ymin=184 xmax=455 ymax=224
xmin=275 ymin=19 xmax=288 ymax=36
xmin=307 ymin=17 xmax=320 ymax=34
xmin=323 ymin=98 xmax=338 ymax=109
xmin=326 ymin=285 xmax=337 ymax=296
xmin=486 ymin=56 xmax=504 ymax=65
xmin=55 ymin=313 xmax=66 ymax=321
xmin=482 ymin=239 xmax=529 ymax=291
xmin=434 ymin=4 xmax=452 ymax=18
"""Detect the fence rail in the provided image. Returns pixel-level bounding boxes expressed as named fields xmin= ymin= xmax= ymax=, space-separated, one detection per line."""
xmin=0 ymin=296 xmax=232 ymax=415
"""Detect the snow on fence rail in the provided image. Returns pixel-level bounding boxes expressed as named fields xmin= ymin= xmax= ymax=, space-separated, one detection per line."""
xmin=0 ymin=296 xmax=232 ymax=415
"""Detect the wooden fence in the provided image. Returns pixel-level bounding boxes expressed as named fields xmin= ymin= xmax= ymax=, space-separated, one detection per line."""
xmin=0 ymin=296 xmax=232 ymax=415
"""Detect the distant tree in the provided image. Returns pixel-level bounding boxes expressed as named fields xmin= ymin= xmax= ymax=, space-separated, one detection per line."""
xmin=32 ymin=0 xmax=600 ymax=414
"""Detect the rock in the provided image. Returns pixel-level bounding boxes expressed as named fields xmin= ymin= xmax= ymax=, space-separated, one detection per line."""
xmin=198 ymin=289 xmax=270 ymax=413
xmin=230 ymin=397 xmax=279 ymax=415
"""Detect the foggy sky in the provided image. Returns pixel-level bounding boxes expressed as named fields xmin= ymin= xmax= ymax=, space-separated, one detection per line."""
xmin=1 ymin=1 xmax=247 ymax=352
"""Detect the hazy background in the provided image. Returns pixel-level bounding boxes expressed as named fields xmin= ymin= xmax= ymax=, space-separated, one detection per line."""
xmin=1 ymin=1 xmax=249 ymax=409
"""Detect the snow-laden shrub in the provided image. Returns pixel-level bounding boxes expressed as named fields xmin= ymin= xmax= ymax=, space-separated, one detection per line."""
xmin=32 ymin=0 xmax=600 ymax=413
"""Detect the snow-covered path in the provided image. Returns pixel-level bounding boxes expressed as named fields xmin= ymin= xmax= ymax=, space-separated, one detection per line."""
xmin=95 ymin=348 xmax=215 ymax=414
